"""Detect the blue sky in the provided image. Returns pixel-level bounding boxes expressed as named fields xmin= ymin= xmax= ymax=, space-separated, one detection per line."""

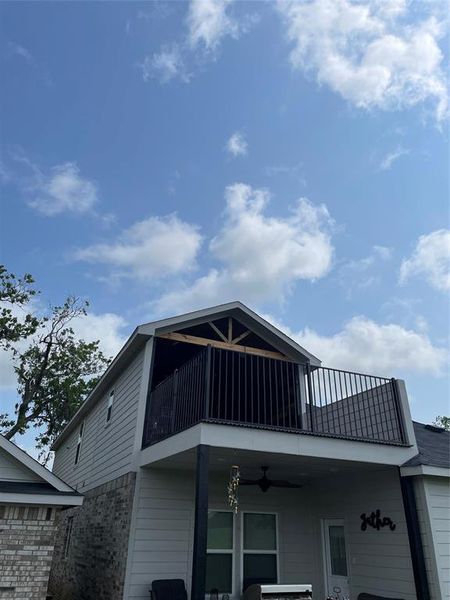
xmin=1 ymin=0 xmax=449 ymax=452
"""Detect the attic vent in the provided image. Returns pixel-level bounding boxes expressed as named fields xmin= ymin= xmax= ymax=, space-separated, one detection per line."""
xmin=425 ymin=424 xmax=445 ymax=433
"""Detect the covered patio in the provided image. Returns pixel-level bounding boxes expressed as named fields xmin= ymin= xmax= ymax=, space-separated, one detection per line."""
xmin=125 ymin=441 xmax=418 ymax=600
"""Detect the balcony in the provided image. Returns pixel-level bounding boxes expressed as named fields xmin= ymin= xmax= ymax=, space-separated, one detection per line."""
xmin=142 ymin=345 xmax=407 ymax=448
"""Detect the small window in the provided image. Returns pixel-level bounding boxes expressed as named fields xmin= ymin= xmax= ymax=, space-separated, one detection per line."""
xmin=45 ymin=507 xmax=53 ymax=521
xmin=74 ymin=421 xmax=84 ymax=465
xmin=205 ymin=511 xmax=234 ymax=594
xmin=63 ymin=516 xmax=74 ymax=559
xmin=106 ymin=390 xmax=114 ymax=423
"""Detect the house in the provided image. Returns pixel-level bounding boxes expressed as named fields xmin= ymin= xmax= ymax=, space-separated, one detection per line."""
xmin=0 ymin=434 xmax=82 ymax=600
xmin=47 ymin=302 xmax=450 ymax=600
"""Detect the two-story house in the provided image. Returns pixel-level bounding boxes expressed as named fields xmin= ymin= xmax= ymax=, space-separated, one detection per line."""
xmin=48 ymin=302 xmax=450 ymax=600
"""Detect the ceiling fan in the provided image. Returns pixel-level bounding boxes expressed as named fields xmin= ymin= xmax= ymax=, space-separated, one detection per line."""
xmin=240 ymin=466 xmax=303 ymax=493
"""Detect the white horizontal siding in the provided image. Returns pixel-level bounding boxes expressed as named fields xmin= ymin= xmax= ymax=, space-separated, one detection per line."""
xmin=0 ymin=448 xmax=41 ymax=482
xmin=423 ymin=476 xmax=450 ymax=600
xmin=52 ymin=349 xmax=144 ymax=491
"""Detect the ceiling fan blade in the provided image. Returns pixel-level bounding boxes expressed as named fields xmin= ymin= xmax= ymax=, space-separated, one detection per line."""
xmin=270 ymin=480 xmax=303 ymax=488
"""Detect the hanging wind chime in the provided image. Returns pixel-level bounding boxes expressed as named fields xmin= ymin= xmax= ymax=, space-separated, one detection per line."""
xmin=227 ymin=465 xmax=240 ymax=514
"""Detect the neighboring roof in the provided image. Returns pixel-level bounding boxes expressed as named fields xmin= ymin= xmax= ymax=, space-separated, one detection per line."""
xmin=403 ymin=421 xmax=450 ymax=469
xmin=0 ymin=434 xmax=80 ymax=496
xmin=0 ymin=481 xmax=82 ymax=497
xmin=52 ymin=301 xmax=321 ymax=450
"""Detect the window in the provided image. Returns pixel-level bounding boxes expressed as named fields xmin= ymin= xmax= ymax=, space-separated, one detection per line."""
xmin=328 ymin=525 xmax=348 ymax=576
xmin=45 ymin=507 xmax=53 ymax=521
xmin=106 ymin=389 xmax=115 ymax=423
xmin=74 ymin=421 xmax=84 ymax=465
xmin=243 ymin=513 xmax=278 ymax=589
xmin=63 ymin=516 xmax=74 ymax=559
xmin=205 ymin=511 xmax=234 ymax=595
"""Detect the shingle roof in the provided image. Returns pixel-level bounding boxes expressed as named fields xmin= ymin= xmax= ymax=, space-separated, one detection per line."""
xmin=0 ymin=481 xmax=82 ymax=496
xmin=403 ymin=421 xmax=450 ymax=468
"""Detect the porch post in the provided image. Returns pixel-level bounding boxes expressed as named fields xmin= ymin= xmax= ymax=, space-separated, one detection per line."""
xmin=191 ymin=444 xmax=209 ymax=600
xmin=399 ymin=472 xmax=430 ymax=600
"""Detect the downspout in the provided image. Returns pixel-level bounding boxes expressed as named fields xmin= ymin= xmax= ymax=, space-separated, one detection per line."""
xmin=398 ymin=469 xmax=430 ymax=600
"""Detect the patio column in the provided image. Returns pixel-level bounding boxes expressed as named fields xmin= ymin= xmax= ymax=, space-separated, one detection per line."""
xmin=191 ymin=444 xmax=209 ymax=600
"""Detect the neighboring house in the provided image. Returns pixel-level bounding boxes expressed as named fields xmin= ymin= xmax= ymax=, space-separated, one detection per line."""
xmin=47 ymin=302 xmax=450 ymax=600
xmin=0 ymin=434 xmax=82 ymax=600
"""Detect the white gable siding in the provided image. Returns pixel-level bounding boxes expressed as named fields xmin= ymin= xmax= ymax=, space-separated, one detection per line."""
xmin=0 ymin=447 xmax=42 ymax=482
xmin=52 ymin=349 xmax=145 ymax=491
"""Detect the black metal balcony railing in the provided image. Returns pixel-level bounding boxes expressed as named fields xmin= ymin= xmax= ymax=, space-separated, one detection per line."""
xmin=143 ymin=345 xmax=406 ymax=447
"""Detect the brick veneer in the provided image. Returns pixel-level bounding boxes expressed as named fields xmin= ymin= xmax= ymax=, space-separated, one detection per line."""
xmin=0 ymin=504 xmax=59 ymax=600
xmin=48 ymin=472 xmax=136 ymax=600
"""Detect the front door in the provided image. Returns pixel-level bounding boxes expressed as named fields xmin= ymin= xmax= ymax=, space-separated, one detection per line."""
xmin=323 ymin=519 xmax=350 ymax=599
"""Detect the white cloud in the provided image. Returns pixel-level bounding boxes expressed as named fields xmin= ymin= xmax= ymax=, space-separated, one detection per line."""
xmin=141 ymin=0 xmax=257 ymax=84
xmin=154 ymin=183 xmax=334 ymax=313
xmin=28 ymin=162 xmax=98 ymax=216
xmin=7 ymin=41 xmax=34 ymax=64
xmin=226 ymin=131 xmax=248 ymax=157
xmin=277 ymin=0 xmax=448 ymax=121
xmin=400 ymin=229 xmax=450 ymax=292
xmin=140 ymin=44 xmax=189 ymax=84
xmin=187 ymin=0 xmax=240 ymax=52
xmin=338 ymin=244 xmax=392 ymax=293
xmin=74 ymin=214 xmax=202 ymax=281
xmin=0 ymin=308 xmax=128 ymax=392
xmin=379 ymin=146 xmax=409 ymax=170
xmin=266 ymin=313 xmax=447 ymax=376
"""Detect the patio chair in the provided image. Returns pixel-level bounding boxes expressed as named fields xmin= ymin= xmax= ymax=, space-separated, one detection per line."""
xmin=150 ymin=579 xmax=187 ymax=600
xmin=358 ymin=594 xmax=405 ymax=600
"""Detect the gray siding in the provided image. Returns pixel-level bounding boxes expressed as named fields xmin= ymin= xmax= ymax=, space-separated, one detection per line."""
xmin=52 ymin=350 xmax=144 ymax=491
xmin=0 ymin=447 xmax=41 ymax=482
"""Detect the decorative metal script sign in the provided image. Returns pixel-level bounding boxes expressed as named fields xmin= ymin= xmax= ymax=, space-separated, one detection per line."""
xmin=360 ymin=509 xmax=396 ymax=531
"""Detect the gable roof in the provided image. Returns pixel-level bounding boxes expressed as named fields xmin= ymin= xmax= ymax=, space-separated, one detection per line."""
xmin=403 ymin=421 xmax=450 ymax=469
xmin=0 ymin=435 xmax=82 ymax=505
xmin=52 ymin=302 xmax=321 ymax=450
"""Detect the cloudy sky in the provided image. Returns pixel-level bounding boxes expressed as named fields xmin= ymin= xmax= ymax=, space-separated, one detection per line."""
xmin=1 ymin=0 xmax=449 ymax=451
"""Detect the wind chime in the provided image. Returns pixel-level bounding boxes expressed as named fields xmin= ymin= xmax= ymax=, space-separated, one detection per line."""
xmin=227 ymin=465 xmax=240 ymax=514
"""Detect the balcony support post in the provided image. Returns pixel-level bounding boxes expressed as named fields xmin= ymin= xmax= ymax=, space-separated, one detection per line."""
xmin=191 ymin=444 xmax=210 ymax=600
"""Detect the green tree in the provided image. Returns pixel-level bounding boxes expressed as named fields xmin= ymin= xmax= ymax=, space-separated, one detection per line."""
xmin=0 ymin=266 xmax=111 ymax=462
xmin=433 ymin=415 xmax=450 ymax=431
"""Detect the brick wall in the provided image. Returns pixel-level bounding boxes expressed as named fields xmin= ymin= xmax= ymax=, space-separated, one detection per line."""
xmin=48 ymin=471 xmax=136 ymax=600
xmin=0 ymin=504 xmax=58 ymax=600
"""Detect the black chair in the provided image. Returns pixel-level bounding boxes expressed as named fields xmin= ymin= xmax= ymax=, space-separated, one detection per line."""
xmin=358 ymin=594 xmax=405 ymax=600
xmin=151 ymin=579 xmax=187 ymax=600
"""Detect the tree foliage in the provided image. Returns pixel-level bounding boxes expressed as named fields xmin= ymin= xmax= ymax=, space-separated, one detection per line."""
xmin=433 ymin=415 xmax=450 ymax=431
xmin=0 ymin=266 xmax=111 ymax=462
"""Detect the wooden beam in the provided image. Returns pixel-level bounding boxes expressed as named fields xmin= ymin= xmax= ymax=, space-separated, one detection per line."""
xmin=157 ymin=331 xmax=291 ymax=361
xmin=208 ymin=321 xmax=228 ymax=343
xmin=231 ymin=330 xmax=251 ymax=345
xmin=228 ymin=317 xmax=232 ymax=343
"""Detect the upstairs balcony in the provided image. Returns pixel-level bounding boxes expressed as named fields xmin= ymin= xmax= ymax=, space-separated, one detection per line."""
xmin=142 ymin=344 xmax=407 ymax=449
